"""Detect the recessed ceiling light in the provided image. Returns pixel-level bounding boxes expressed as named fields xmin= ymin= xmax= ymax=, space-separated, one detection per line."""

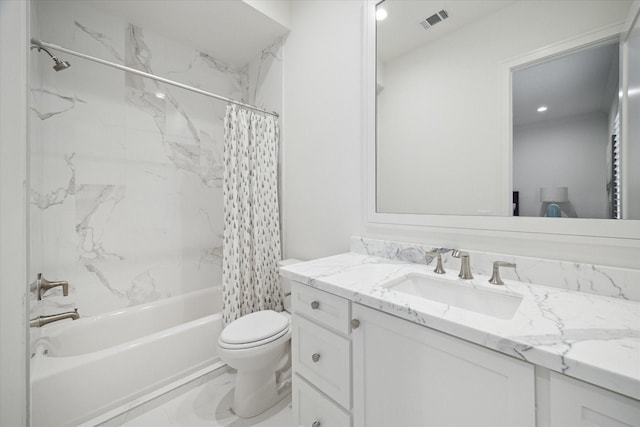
xmin=376 ymin=8 xmax=388 ymax=21
xmin=537 ymin=106 xmax=548 ymax=113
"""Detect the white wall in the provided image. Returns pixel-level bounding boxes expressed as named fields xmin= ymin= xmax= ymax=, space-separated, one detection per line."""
xmin=513 ymin=112 xmax=609 ymax=218
xmin=282 ymin=0 xmax=363 ymax=260
xmin=377 ymin=0 xmax=631 ymax=216
xmin=0 ymin=0 xmax=29 ymax=424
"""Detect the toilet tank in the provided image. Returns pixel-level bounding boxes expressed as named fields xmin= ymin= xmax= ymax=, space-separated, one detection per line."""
xmin=278 ymin=259 xmax=302 ymax=312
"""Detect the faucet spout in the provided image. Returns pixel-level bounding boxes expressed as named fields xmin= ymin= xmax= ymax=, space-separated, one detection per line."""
xmin=30 ymin=309 xmax=79 ymax=328
xmin=452 ymin=250 xmax=473 ymax=280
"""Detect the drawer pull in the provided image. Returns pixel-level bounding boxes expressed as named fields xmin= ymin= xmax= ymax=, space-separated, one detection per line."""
xmin=351 ymin=319 xmax=360 ymax=329
xmin=311 ymin=300 xmax=320 ymax=310
xmin=312 ymin=421 xmax=321 ymax=427
xmin=312 ymin=352 xmax=321 ymax=363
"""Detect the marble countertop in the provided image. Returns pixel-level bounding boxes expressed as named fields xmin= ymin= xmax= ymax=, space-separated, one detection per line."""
xmin=280 ymin=252 xmax=640 ymax=400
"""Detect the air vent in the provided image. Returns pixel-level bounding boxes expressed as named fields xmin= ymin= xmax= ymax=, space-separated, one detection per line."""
xmin=419 ymin=10 xmax=449 ymax=30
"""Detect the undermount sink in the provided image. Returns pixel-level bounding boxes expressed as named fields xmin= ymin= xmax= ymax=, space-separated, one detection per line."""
xmin=382 ymin=273 xmax=523 ymax=320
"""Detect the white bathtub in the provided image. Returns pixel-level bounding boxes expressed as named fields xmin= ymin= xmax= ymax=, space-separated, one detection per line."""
xmin=31 ymin=288 xmax=223 ymax=427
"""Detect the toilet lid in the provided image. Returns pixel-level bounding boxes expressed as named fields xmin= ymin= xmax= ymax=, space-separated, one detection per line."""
xmin=219 ymin=310 xmax=289 ymax=345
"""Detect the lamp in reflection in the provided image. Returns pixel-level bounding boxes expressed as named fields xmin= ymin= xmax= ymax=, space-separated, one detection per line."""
xmin=539 ymin=187 xmax=577 ymax=217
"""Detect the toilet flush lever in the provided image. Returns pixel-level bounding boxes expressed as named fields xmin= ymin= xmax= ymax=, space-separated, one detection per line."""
xmin=310 ymin=301 xmax=320 ymax=310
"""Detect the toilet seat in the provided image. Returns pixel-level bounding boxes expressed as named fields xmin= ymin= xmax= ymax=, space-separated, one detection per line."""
xmin=219 ymin=310 xmax=290 ymax=350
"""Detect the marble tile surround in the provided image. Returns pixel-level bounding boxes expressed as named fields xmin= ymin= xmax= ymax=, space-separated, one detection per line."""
xmin=351 ymin=237 xmax=640 ymax=302
xmin=29 ymin=0 xmax=283 ymax=318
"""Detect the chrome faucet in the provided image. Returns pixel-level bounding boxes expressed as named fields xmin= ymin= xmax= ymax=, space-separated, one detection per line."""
xmin=488 ymin=261 xmax=517 ymax=286
xmin=425 ymin=251 xmax=445 ymax=274
xmin=31 ymin=273 xmax=69 ymax=300
xmin=452 ymin=250 xmax=473 ymax=279
xmin=30 ymin=309 xmax=79 ymax=328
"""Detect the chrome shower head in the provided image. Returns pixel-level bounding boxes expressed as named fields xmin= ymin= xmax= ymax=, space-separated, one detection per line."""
xmin=52 ymin=58 xmax=71 ymax=71
xmin=31 ymin=45 xmax=71 ymax=72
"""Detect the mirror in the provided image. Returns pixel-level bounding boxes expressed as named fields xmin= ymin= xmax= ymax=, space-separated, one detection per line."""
xmin=375 ymin=0 xmax=638 ymax=219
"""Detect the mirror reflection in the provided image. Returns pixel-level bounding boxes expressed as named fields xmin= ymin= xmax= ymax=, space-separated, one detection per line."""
xmin=375 ymin=0 xmax=637 ymax=219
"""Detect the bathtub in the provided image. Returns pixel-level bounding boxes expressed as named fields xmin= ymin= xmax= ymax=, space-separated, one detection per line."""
xmin=30 ymin=288 xmax=223 ymax=427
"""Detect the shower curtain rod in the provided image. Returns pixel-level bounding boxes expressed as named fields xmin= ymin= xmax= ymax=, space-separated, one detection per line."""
xmin=30 ymin=38 xmax=279 ymax=118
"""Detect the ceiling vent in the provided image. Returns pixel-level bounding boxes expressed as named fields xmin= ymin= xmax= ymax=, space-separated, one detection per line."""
xmin=419 ymin=10 xmax=449 ymax=30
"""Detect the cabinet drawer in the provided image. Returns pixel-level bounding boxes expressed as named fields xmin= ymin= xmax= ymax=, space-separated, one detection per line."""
xmin=292 ymin=314 xmax=351 ymax=409
xmin=292 ymin=282 xmax=351 ymax=334
xmin=293 ymin=374 xmax=351 ymax=427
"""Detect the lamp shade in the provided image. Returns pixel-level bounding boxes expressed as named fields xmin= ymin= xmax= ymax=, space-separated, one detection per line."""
xmin=540 ymin=187 xmax=568 ymax=203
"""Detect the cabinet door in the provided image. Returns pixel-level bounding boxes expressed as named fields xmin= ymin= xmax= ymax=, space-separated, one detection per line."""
xmin=550 ymin=372 xmax=640 ymax=427
xmin=352 ymin=303 xmax=535 ymax=427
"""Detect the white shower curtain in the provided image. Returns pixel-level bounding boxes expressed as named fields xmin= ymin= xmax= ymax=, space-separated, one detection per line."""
xmin=222 ymin=104 xmax=282 ymax=325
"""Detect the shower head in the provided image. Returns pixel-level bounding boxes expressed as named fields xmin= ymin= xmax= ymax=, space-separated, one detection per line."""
xmin=31 ymin=45 xmax=71 ymax=71
xmin=53 ymin=58 xmax=71 ymax=71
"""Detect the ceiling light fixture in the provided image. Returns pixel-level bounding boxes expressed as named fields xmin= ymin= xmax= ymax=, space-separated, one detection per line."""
xmin=376 ymin=8 xmax=388 ymax=21
xmin=537 ymin=106 xmax=548 ymax=113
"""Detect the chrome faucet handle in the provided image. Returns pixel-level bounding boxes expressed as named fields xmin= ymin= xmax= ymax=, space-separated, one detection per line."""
xmin=452 ymin=250 xmax=473 ymax=279
xmin=488 ymin=261 xmax=516 ymax=286
xmin=32 ymin=273 xmax=69 ymax=300
xmin=425 ymin=251 xmax=445 ymax=274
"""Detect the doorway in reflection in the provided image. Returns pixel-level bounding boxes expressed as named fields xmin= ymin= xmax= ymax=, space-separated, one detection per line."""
xmin=512 ymin=42 xmax=619 ymax=219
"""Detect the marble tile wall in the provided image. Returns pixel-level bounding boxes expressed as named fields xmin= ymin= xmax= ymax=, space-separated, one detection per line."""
xmin=351 ymin=237 xmax=640 ymax=302
xmin=29 ymin=1 xmax=283 ymax=318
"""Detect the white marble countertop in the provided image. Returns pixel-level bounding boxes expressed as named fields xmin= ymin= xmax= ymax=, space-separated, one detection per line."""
xmin=280 ymin=252 xmax=640 ymax=400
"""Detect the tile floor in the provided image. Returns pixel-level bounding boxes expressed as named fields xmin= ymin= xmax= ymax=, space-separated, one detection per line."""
xmin=118 ymin=371 xmax=295 ymax=427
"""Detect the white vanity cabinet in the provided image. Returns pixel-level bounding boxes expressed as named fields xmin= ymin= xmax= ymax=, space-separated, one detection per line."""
xmin=548 ymin=372 xmax=640 ymax=427
xmin=289 ymin=281 xmax=639 ymax=427
xmin=351 ymin=303 xmax=536 ymax=427
xmin=291 ymin=283 xmax=353 ymax=427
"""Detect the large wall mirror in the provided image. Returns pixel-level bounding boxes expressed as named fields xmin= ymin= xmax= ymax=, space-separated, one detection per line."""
xmin=375 ymin=0 xmax=640 ymax=220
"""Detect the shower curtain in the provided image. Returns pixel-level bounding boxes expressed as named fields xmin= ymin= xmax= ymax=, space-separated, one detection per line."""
xmin=222 ymin=104 xmax=282 ymax=325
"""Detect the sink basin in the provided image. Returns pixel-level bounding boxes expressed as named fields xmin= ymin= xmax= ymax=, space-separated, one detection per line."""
xmin=382 ymin=273 xmax=523 ymax=320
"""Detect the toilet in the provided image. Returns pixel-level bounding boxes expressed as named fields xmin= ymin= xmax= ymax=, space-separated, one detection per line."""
xmin=217 ymin=259 xmax=300 ymax=418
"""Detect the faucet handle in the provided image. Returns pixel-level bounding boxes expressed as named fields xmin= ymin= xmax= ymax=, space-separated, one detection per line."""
xmin=32 ymin=273 xmax=69 ymax=300
xmin=425 ymin=251 xmax=445 ymax=274
xmin=488 ymin=261 xmax=516 ymax=286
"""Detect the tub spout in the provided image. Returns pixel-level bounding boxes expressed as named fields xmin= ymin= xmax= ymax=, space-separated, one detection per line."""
xmin=30 ymin=309 xmax=79 ymax=328
xmin=30 ymin=273 xmax=69 ymax=300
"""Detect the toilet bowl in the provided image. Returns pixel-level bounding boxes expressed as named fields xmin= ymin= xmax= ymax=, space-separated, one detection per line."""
xmin=217 ymin=259 xmax=300 ymax=418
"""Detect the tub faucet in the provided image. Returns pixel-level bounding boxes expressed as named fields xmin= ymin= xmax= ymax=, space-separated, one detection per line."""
xmin=30 ymin=309 xmax=79 ymax=328
xmin=452 ymin=250 xmax=473 ymax=279
xmin=31 ymin=273 xmax=69 ymax=300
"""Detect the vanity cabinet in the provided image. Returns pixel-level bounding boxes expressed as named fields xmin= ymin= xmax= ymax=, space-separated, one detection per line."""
xmin=351 ymin=303 xmax=536 ymax=427
xmin=291 ymin=283 xmax=353 ymax=427
xmin=289 ymin=281 xmax=639 ymax=427
xmin=548 ymin=372 xmax=640 ymax=427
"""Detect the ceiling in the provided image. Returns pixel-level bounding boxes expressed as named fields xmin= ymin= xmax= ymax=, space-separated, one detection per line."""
xmin=88 ymin=0 xmax=290 ymax=67
xmin=513 ymin=42 xmax=619 ymax=127
xmin=376 ymin=0 xmax=621 ymax=127
xmin=376 ymin=0 xmax=516 ymax=63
